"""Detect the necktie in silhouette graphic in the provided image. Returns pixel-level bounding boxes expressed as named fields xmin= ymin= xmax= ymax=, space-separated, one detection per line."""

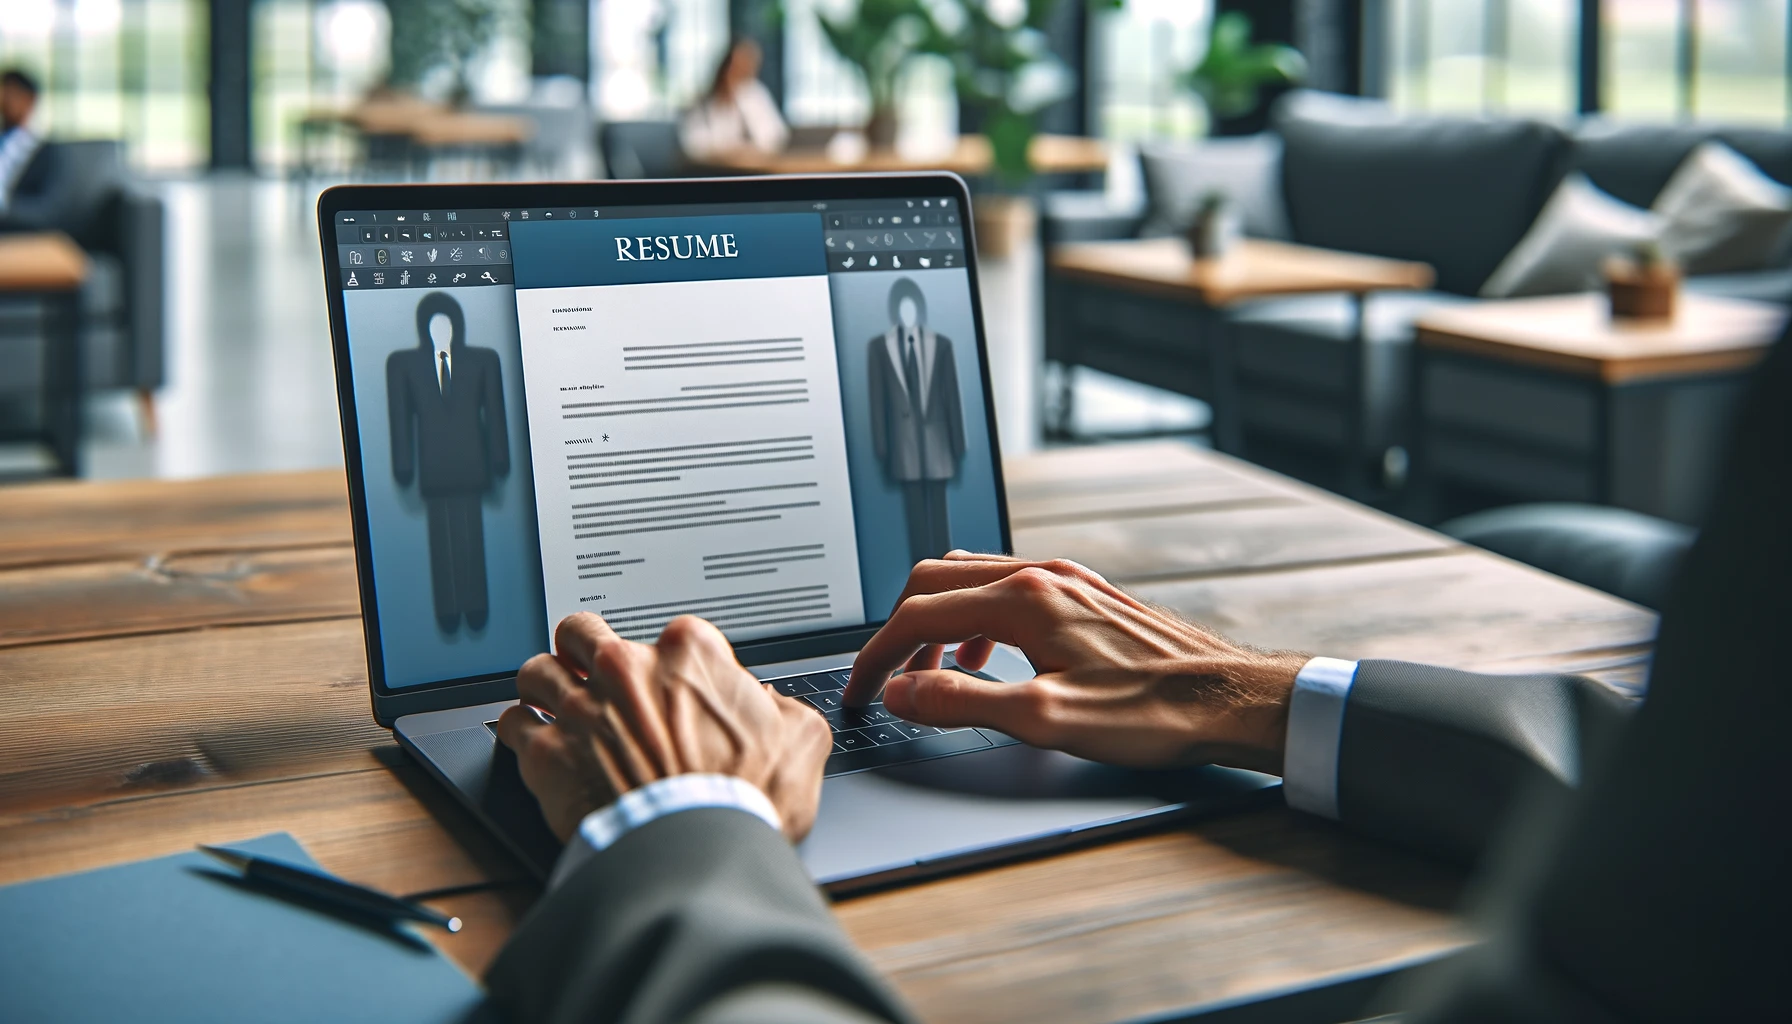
xmin=439 ymin=352 xmax=451 ymax=396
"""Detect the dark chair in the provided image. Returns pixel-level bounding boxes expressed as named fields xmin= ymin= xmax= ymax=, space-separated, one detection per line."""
xmin=599 ymin=121 xmax=687 ymax=179
xmin=1439 ymin=503 xmax=1695 ymax=610
xmin=0 ymin=140 xmax=166 ymax=458
xmin=1223 ymin=92 xmax=1572 ymax=498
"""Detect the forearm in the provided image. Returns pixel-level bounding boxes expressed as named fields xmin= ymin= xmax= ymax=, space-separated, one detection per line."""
xmin=488 ymin=807 xmax=912 ymax=1024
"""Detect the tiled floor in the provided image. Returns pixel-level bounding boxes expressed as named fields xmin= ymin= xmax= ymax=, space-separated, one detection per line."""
xmin=62 ymin=177 xmax=1202 ymax=481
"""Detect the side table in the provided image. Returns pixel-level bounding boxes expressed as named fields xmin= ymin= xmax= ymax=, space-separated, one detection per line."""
xmin=0 ymin=232 xmax=89 ymax=476
xmin=1412 ymin=292 xmax=1787 ymax=523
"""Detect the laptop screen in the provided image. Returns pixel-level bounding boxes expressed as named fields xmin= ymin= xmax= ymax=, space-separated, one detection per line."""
xmin=325 ymin=186 xmax=1004 ymax=693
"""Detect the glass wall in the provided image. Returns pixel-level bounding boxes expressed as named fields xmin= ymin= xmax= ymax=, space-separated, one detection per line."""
xmin=1089 ymin=0 xmax=1209 ymax=140
xmin=0 ymin=0 xmax=209 ymax=170
xmin=1391 ymin=0 xmax=1791 ymax=124
xmin=1386 ymin=0 xmax=1577 ymax=115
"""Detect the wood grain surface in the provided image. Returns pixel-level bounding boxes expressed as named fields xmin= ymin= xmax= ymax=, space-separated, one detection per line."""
xmin=1415 ymin=292 xmax=1787 ymax=383
xmin=1049 ymin=238 xmax=1435 ymax=308
xmin=0 ymin=442 xmax=1657 ymax=1020
xmin=0 ymin=231 xmax=90 ymax=292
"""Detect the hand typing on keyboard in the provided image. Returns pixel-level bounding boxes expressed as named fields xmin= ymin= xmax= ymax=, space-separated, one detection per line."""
xmin=841 ymin=552 xmax=1307 ymax=776
xmin=494 ymin=612 xmax=834 ymax=843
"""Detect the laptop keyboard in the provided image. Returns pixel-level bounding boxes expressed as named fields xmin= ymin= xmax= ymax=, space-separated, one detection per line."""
xmin=484 ymin=662 xmax=1010 ymax=778
xmin=765 ymin=665 xmax=1008 ymax=776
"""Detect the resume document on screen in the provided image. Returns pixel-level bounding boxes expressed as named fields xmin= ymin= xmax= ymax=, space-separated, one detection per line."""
xmin=513 ymin=274 xmax=866 ymax=643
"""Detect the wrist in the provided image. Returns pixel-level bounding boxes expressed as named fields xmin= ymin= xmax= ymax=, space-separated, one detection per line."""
xmin=1182 ymin=650 xmax=1303 ymax=776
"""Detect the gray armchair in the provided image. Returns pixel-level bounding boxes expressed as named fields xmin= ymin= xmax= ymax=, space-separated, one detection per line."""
xmin=0 ymin=139 xmax=166 ymax=468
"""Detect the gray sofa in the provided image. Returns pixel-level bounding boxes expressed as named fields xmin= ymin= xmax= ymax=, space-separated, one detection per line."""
xmin=1047 ymin=91 xmax=1792 ymax=501
xmin=0 ymin=139 xmax=164 ymax=473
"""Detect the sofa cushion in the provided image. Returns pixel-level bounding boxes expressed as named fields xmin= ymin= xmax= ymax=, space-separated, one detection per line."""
xmin=1653 ymin=142 xmax=1792 ymax=275
xmin=1481 ymin=174 xmax=1661 ymax=298
xmin=1272 ymin=90 xmax=1570 ymax=296
xmin=1572 ymin=120 xmax=1792 ymax=210
xmin=1138 ymin=135 xmax=1289 ymax=240
xmin=1224 ymin=290 xmax=1474 ymax=450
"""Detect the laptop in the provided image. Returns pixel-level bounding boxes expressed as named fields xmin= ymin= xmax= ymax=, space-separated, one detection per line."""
xmin=316 ymin=174 xmax=1278 ymax=894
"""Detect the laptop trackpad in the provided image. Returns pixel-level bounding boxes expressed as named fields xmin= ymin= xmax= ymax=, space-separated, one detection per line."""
xmin=799 ymin=744 xmax=1279 ymax=889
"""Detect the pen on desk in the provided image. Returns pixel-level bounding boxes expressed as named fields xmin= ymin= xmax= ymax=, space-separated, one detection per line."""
xmin=198 ymin=845 xmax=463 ymax=933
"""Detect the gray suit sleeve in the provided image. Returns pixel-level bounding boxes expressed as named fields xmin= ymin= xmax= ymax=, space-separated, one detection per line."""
xmin=1336 ymin=660 xmax=1635 ymax=866
xmin=486 ymin=808 xmax=914 ymax=1024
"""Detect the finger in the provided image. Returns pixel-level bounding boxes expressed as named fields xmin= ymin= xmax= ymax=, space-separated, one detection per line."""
xmin=881 ymin=670 xmax=1053 ymax=743
xmin=942 ymin=549 xmax=1021 ymax=562
xmin=515 ymin=652 xmax=582 ymax=717
xmin=845 ymin=583 xmax=1038 ymax=706
xmin=493 ymin=701 xmax=553 ymax=754
xmin=905 ymin=643 xmax=944 ymax=674
xmin=891 ymin=555 xmax=1116 ymax=612
xmin=951 ymin=635 xmax=996 ymax=671
xmin=552 ymin=612 xmax=625 ymax=674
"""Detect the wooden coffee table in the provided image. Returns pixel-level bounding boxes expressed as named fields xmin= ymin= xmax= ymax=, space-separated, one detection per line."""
xmin=0 ymin=232 xmax=89 ymax=476
xmin=1413 ymin=291 xmax=1787 ymax=522
xmin=1046 ymin=238 xmax=1434 ymax=492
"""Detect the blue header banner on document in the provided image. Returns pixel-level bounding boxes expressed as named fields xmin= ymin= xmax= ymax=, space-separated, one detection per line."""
xmin=511 ymin=213 xmax=826 ymax=288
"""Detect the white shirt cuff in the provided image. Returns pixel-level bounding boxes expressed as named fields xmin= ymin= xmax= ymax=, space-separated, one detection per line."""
xmin=1282 ymin=657 xmax=1358 ymax=820
xmin=546 ymin=773 xmax=783 ymax=890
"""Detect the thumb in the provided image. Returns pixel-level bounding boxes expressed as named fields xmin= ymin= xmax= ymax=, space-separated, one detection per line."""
xmin=882 ymin=670 xmax=1047 ymax=740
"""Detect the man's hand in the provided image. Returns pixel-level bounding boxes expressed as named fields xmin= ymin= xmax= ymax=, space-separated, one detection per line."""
xmin=495 ymin=612 xmax=834 ymax=844
xmin=843 ymin=553 xmax=1305 ymax=775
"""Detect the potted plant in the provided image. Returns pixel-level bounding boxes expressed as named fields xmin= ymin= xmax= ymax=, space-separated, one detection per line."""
xmin=816 ymin=0 xmax=938 ymax=148
xmin=1181 ymin=10 xmax=1305 ymax=136
xmin=383 ymin=0 xmax=508 ymax=107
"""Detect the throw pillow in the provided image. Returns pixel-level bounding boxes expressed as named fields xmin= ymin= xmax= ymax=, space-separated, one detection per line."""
xmin=1481 ymin=173 xmax=1661 ymax=299
xmin=1138 ymin=135 xmax=1290 ymax=240
xmin=1653 ymin=141 xmax=1792 ymax=275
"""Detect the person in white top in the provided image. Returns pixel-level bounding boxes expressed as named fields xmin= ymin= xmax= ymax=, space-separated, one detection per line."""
xmin=0 ymin=68 xmax=43 ymax=213
xmin=678 ymin=38 xmax=789 ymax=160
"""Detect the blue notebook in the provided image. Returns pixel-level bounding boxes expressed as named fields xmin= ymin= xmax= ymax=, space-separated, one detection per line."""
xmin=0 ymin=833 xmax=487 ymax=1024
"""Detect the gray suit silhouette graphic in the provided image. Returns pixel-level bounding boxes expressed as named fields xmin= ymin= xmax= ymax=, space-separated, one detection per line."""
xmin=867 ymin=278 xmax=965 ymax=566
xmin=387 ymin=292 xmax=509 ymax=633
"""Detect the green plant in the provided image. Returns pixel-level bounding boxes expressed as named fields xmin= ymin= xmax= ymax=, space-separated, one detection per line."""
xmin=384 ymin=0 xmax=507 ymax=103
xmin=1181 ymin=11 xmax=1306 ymax=122
xmin=923 ymin=0 xmax=1117 ymax=187
xmin=815 ymin=0 xmax=937 ymax=126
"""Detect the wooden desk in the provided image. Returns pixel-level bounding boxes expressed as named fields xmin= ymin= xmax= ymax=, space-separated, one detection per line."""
xmin=0 ymin=232 xmax=89 ymax=476
xmin=1045 ymin=239 xmax=1434 ymax=494
xmin=1413 ymin=292 xmax=1787 ymax=522
xmin=697 ymin=133 xmax=1108 ymax=177
xmin=0 ymin=442 xmax=1655 ymax=1022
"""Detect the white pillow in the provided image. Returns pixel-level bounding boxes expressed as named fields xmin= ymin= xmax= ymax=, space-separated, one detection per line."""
xmin=1138 ymin=135 xmax=1290 ymax=240
xmin=1481 ymin=174 xmax=1662 ymax=299
xmin=1653 ymin=141 xmax=1792 ymax=275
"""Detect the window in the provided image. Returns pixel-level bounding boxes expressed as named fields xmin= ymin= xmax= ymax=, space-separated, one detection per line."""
xmin=1389 ymin=0 xmax=1791 ymax=124
xmin=1089 ymin=0 xmax=1208 ymax=140
xmin=1386 ymin=0 xmax=1577 ymax=115
xmin=595 ymin=0 xmax=728 ymax=120
xmin=0 ymin=0 xmax=209 ymax=171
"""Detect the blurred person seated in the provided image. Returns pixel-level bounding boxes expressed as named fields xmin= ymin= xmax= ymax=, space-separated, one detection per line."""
xmin=0 ymin=68 xmax=42 ymax=212
xmin=678 ymin=38 xmax=788 ymax=160
xmin=484 ymin=331 xmax=1792 ymax=1021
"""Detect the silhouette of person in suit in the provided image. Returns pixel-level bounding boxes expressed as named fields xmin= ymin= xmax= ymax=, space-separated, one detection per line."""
xmin=387 ymin=292 xmax=509 ymax=633
xmin=867 ymin=277 xmax=965 ymax=566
